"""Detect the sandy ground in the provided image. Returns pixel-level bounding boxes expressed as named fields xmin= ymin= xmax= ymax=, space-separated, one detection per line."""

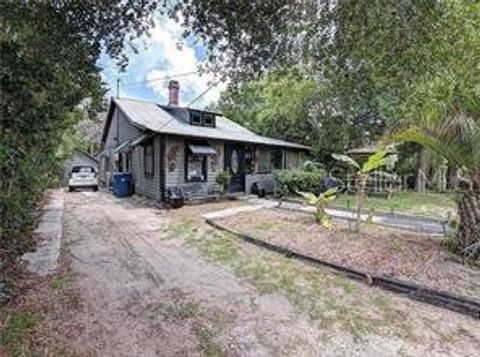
xmin=24 ymin=190 xmax=480 ymax=356
xmin=216 ymin=208 xmax=480 ymax=299
xmin=56 ymin=191 xmax=327 ymax=356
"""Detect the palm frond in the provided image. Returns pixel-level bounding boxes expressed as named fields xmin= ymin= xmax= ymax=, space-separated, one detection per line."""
xmin=393 ymin=127 xmax=467 ymax=169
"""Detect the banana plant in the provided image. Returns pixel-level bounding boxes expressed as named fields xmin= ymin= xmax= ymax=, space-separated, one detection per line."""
xmin=332 ymin=150 xmax=394 ymax=232
xmin=297 ymin=188 xmax=337 ymax=228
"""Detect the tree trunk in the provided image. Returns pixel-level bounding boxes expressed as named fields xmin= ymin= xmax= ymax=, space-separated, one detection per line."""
xmin=356 ymin=174 xmax=367 ymax=233
xmin=415 ymin=147 xmax=427 ymax=193
xmin=448 ymin=166 xmax=460 ymax=191
xmin=457 ymin=189 xmax=480 ymax=264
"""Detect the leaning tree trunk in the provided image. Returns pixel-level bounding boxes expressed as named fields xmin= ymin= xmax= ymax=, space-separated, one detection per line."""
xmin=457 ymin=188 xmax=480 ymax=265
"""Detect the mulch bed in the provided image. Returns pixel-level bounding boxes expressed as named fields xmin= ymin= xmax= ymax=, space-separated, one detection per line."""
xmin=216 ymin=208 xmax=480 ymax=300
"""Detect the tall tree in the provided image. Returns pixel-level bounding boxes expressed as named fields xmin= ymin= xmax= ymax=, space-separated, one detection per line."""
xmin=217 ymin=69 xmax=386 ymax=165
xmin=1 ymin=1 xmax=161 ymax=256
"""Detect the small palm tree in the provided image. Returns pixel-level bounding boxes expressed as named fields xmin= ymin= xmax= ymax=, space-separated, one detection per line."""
xmin=394 ymin=115 xmax=480 ymax=265
xmin=298 ymin=188 xmax=337 ymax=228
xmin=332 ymin=151 xmax=394 ymax=232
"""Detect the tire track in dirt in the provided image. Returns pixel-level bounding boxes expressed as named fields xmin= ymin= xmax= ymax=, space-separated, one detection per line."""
xmin=60 ymin=192 xmax=327 ymax=356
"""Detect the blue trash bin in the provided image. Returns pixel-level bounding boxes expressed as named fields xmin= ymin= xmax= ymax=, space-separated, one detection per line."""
xmin=113 ymin=173 xmax=132 ymax=197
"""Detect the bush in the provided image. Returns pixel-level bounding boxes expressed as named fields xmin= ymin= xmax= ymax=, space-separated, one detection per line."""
xmin=442 ymin=216 xmax=460 ymax=254
xmin=215 ymin=171 xmax=231 ymax=194
xmin=274 ymin=168 xmax=326 ymax=196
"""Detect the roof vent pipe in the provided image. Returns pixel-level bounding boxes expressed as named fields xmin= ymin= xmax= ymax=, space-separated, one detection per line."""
xmin=168 ymin=80 xmax=180 ymax=106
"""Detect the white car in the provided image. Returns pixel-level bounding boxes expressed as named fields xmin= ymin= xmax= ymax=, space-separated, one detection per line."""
xmin=68 ymin=165 xmax=98 ymax=191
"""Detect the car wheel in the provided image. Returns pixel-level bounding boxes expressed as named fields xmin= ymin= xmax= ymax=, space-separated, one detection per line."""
xmin=93 ymin=186 xmax=98 ymax=192
xmin=68 ymin=186 xmax=74 ymax=192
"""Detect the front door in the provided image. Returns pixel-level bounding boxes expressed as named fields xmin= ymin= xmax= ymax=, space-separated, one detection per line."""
xmin=225 ymin=143 xmax=245 ymax=193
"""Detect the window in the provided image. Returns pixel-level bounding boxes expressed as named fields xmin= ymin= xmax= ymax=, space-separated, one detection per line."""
xmin=118 ymin=153 xmax=124 ymax=172
xmin=185 ymin=152 xmax=207 ymax=182
xmin=190 ymin=111 xmax=202 ymax=125
xmin=202 ymin=113 xmax=215 ymax=127
xmin=144 ymin=140 xmax=154 ymax=177
xmin=244 ymin=146 xmax=256 ymax=174
xmin=258 ymin=150 xmax=271 ymax=173
xmin=125 ymin=152 xmax=131 ymax=173
xmin=257 ymin=149 xmax=283 ymax=173
xmin=71 ymin=166 xmax=95 ymax=173
xmin=271 ymin=150 xmax=283 ymax=170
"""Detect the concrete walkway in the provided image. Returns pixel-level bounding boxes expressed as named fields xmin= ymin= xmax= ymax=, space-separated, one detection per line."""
xmin=202 ymin=198 xmax=278 ymax=219
xmin=204 ymin=196 xmax=445 ymax=235
xmin=22 ymin=190 xmax=64 ymax=275
xmin=276 ymin=200 xmax=445 ymax=235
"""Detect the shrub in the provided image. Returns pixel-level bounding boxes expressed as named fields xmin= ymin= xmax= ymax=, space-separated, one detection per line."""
xmin=274 ymin=168 xmax=325 ymax=196
xmin=297 ymin=188 xmax=337 ymax=227
xmin=442 ymin=216 xmax=460 ymax=253
xmin=215 ymin=171 xmax=231 ymax=195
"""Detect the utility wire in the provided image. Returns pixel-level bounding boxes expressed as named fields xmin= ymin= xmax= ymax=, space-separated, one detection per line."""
xmin=142 ymin=81 xmax=220 ymax=133
xmin=120 ymin=70 xmax=199 ymax=87
xmin=187 ymin=81 xmax=219 ymax=107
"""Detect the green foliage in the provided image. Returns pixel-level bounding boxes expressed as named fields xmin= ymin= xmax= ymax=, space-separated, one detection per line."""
xmin=217 ymin=69 xmax=361 ymax=165
xmin=298 ymin=188 xmax=337 ymax=227
xmin=274 ymin=168 xmax=325 ymax=196
xmin=333 ymin=151 xmax=393 ymax=175
xmin=331 ymin=154 xmax=361 ymax=171
xmin=0 ymin=310 xmax=41 ymax=355
xmin=332 ymin=151 xmax=394 ymax=232
xmin=394 ymin=115 xmax=480 ymax=264
xmin=442 ymin=215 xmax=460 ymax=253
xmin=215 ymin=171 xmax=231 ymax=194
xmin=1 ymin=2 xmax=159 ymax=262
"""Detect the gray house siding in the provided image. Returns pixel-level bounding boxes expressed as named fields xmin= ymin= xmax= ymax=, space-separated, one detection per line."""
xmin=102 ymin=106 xmax=145 ymax=185
xmin=164 ymin=136 xmax=224 ymax=198
xmin=105 ymin=107 xmax=143 ymax=152
xmin=131 ymin=136 xmax=162 ymax=200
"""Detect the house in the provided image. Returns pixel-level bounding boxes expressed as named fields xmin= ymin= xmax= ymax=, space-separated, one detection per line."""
xmin=63 ymin=151 xmax=98 ymax=185
xmin=99 ymin=80 xmax=311 ymax=201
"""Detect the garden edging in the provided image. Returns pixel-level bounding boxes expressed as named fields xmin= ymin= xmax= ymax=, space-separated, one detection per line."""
xmin=206 ymin=218 xmax=480 ymax=319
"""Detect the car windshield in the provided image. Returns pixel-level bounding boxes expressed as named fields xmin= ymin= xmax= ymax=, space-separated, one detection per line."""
xmin=72 ymin=166 xmax=94 ymax=173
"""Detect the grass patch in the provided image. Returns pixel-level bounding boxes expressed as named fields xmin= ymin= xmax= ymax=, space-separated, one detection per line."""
xmin=175 ymin=222 xmax=416 ymax=340
xmin=176 ymin=300 xmax=201 ymax=319
xmin=51 ymin=277 xmax=69 ymax=291
xmin=194 ymin=325 xmax=224 ymax=357
xmin=0 ymin=310 xmax=41 ymax=355
xmin=166 ymin=217 xmax=196 ymax=239
xmin=330 ymin=191 xmax=456 ymax=219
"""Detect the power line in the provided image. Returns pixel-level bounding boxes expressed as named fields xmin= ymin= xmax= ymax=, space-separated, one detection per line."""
xmin=120 ymin=70 xmax=199 ymax=87
xmin=187 ymin=81 xmax=219 ymax=107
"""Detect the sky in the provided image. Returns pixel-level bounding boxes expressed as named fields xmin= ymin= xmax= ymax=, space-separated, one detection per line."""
xmin=98 ymin=17 xmax=226 ymax=110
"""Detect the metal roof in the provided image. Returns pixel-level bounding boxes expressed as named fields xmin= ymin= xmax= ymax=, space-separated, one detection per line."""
xmin=347 ymin=144 xmax=398 ymax=155
xmin=109 ymin=97 xmax=312 ymax=150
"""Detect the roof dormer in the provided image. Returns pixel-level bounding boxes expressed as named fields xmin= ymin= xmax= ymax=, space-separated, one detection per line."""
xmin=189 ymin=109 xmax=216 ymax=128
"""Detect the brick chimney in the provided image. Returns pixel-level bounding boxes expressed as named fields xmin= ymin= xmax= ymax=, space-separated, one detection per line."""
xmin=168 ymin=80 xmax=180 ymax=106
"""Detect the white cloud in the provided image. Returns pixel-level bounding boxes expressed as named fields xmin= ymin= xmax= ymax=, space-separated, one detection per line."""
xmin=143 ymin=18 xmax=227 ymax=108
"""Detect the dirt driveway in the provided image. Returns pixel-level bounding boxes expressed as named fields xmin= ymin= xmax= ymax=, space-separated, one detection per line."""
xmin=36 ymin=191 xmax=480 ymax=356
